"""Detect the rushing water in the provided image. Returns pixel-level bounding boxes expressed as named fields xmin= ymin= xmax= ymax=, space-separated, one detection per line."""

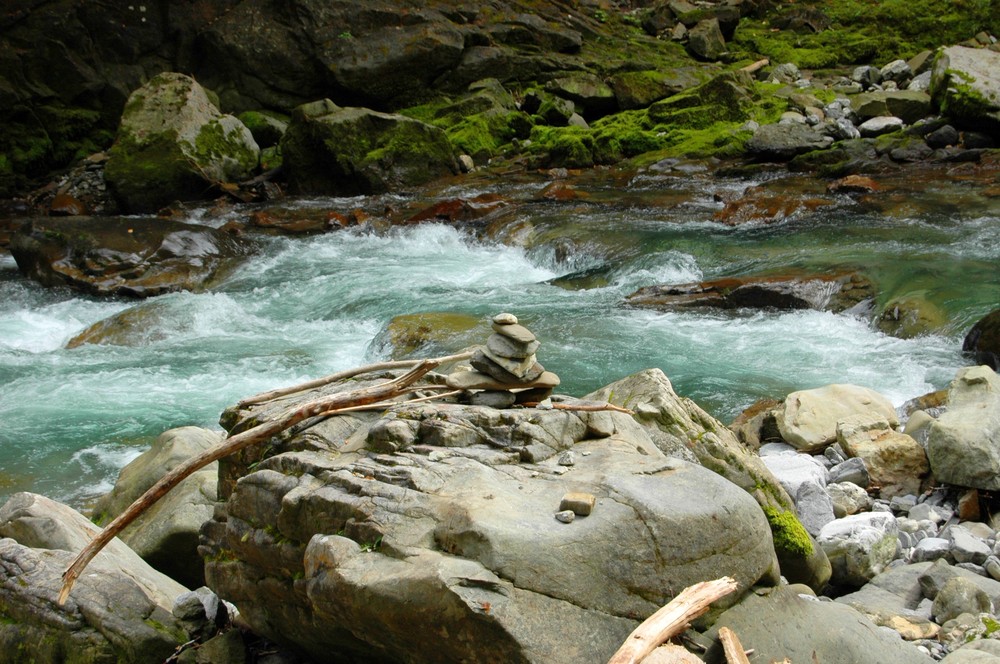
xmin=1 ymin=165 xmax=997 ymax=508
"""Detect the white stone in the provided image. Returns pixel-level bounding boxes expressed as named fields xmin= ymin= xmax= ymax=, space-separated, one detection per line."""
xmin=818 ymin=512 xmax=899 ymax=586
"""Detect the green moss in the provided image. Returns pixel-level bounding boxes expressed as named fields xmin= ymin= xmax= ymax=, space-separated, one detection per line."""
xmin=938 ymin=75 xmax=1000 ymax=130
xmin=729 ymin=0 xmax=997 ymax=68
xmin=527 ymin=125 xmax=596 ymax=168
xmin=190 ymin=120 xmax=259 ymax=179
xmin=763 ymin=506 xmax=813 ymax=557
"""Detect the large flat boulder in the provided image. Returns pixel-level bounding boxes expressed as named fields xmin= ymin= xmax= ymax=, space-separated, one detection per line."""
xmin=927 ymin=366 xmax=1000 ymax=490
xmin=776 ymin=384 xmax=899 ymax=453
xmin=205 ymin=371 xmax=781 ymax=663
xmin=930 ymin=45 xmax=1000 ymax=132
xmin=282 ymin=101 xmax=459 ymax=195
xmin=104 ymin=72 xmax=259 ymax=213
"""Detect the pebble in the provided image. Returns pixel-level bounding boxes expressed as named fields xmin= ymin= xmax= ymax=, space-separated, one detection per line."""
xmin=492 ymin=312 xmax=517 ymax=325
xmin=555 ymin=510 xmax=575 ymax=524
xmin=557 ymin=451 xmax=575 ymax=467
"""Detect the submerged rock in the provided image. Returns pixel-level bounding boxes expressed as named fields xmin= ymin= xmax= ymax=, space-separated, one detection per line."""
xmin=104 ymin=72 xmax=259 ymax=213
xmin=10 ymin=216 xmax=252 ymax=298
xmin=626 ymin=271 xmax=874 ymax=313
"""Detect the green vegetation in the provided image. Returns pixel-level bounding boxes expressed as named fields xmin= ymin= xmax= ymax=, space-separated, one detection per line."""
xmin=730 ymin=0 xmax=997 ymax=69
xmin=763 ymin=506 xmax=814 ymax=557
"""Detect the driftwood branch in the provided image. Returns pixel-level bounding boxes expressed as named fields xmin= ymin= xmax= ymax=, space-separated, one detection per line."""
xmin=58 ymin=359 xmax=440 ymax=605
xmin=238 ymin=351 xmax=473 ymax=407
xmin=740 ymin=58 xmax=769 ymax=74
xmin=718 ymin=627 xmax=752 ymax=664
xmin=608 ymin=577 xmax=738 ymax=664
xmin=522 ymin=401 xmax=635 ymax=415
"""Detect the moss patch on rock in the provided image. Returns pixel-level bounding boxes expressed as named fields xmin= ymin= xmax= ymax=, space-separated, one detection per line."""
xmin=763 ymin=506 xmax=814 ymax=557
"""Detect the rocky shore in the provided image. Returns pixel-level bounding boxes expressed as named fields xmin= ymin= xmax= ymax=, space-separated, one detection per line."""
xmin=2 ymin=1 xmax=1000 ymax=662
xmin=1 ymin=312 xmax=1000 ymax=662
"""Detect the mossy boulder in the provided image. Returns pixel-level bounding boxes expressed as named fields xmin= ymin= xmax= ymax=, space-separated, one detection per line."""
xmin=648 ymin=70 xmax=754 ymax=128
xmin=930 ymin=45 xmax=1000 ymax=133
xmin=236 ymin=110 xmax=289 ymax=149
xmin=281 ymin=101 xmax=459 ymax=196
xmin=544 ymin=73 xmax=618 ymax=120
xmin=104 ymin=73 xmax=259 ymax=213
xmin=608 ymin=69 xmax=703 ymax=110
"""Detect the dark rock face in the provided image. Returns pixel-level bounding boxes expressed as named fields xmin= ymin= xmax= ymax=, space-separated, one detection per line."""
xmin=626 ymin=272 xmax=875 ymax=313
xmin=963 ymin=308 xmax=1000 ymax=370
xmin=10 ymin=216 xmax=253 ymax=297
xmin=281 ymin=103 xmax=459 ymax=196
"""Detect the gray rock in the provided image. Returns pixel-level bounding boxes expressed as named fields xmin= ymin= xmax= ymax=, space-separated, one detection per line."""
xmin=908 ymin=71 xmax=933 ymax=91
xmin=881 ymin=59 xmax=913 ymax=85
xmin=835 ymin=582 xmax=939 ymax=641
xmin=491 ymin=322 xmax=537 ymax=344
xmin=0 ymin=538 xmax=188 ymax=664
xmin=761 ymin=450 xmax=828 ymax=497
xmin=859 ymin=116 xmax=905 ymax=137
xmin=704 ymin=585 xmax=934 ymax=664
xmin=933 ymin=577 xmax=993 ymax=623
xmin=0 ymin=492 xmax=188 ymax=610
xmin=104 ymin=72 xmax=260 ymax=213
xmin=913 ymin=537 xmax=952 ymax=563
xmin=747 ymin=123 xmax=834 ymax=161
xmin=554 ymin=510 xmax=575 ymax=523
xmin=818 ymin=512 xmax=900 ymax=587
xmin=796 ymin=480 xmax=836 ymax=536
xmin=927 ymin=366 xmax=1000 ymax=490
xmin=919 ymin=559 xmax=1000 ymax=607
xmin=92 ymin=426 xmax=221 ymax=588
xmin=826 ymin=117 xmax=862 ymax=140
xmin=687 ymin=18 xmax=726 ymax=61
xmin=923 ymin=123 xmax=959 ymax=148
xmin=951 ymin=526 xmax=993 ymax=566
xmin=909 ymin=502 xmax=949 ymax=524
xmin=829 ymin=456 xmax=870 ymax=487
xmin=486 ymin=332 xmax=539 ymax=359
xmin=776 ymin=384 xmax=898 ymax=453
xmin=930 ymin=46 xmax=1000 ymax=132
xmin=985 ymin=556 xmax=1000 ymax=582
xmin=586 ymin=369 xmax=830 ymax=590
xmin=852 ymin=65 xmax=882 ymax=89
xmin=771 ymin=63 xmax=802 ymax=83
xmin=469 ymin=390 xmax=518 ymax=409
xmin=828 ymin=481 xmax=873 ymax=518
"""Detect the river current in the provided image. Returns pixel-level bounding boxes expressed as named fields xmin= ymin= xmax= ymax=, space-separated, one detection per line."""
xmin=1 ymin=165 xmax=997 ymax=508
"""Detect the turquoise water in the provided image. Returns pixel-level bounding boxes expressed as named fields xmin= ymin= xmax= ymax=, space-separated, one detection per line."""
xmin=1 ymin=168 xmax=996 ymax=508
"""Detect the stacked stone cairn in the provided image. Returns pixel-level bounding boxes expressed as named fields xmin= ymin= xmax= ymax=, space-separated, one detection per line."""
xmin=445 ymin=313 xmax=560 ymax=408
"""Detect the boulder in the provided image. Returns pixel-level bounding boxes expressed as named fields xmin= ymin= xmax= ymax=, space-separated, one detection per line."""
xmin=10 ymin=216 xmax=252 ymax=298
xmin=747 ymin=123 xmax=834 ymax=161
xmin=626 ymin=272 xmax=874 ymax=311
xmin=586 ymin=370 xmax=830 ymax=590
xmin=281 ymin=101 xmax=459 ymax=195
xmin=92 ymin=427 xmax=222 ymax=588
xmin=926 ymin=366 xmax=1000 ymax=490
xmin=776 ymin=384 xmax=899 ymax=453
xmin=933 ymin=577 xmax=993 ymax=623
xmin=104 ymin=72 xmax=259 ymax=213
xmin=877 ymin=294 xmax=949 ymax=338
xmin=930 ymin=46 xmax=1000 ymax=132
xmin=0 ymin=493 xmax=190 ymax=663
xmin=818 ymin=512 xmax=900 ymax=588
xmin=0 ymin=538 xmax=188 ymax=664
xmin=204 ymin=382 xmax=780 ymax=663
xmin=544 ymin=73 xmax=617 ymax=119
xmin=836 ymin=414 xmax=929 ymax=499
xmin=964 ymin=309 xmax=1000 ymax=370
xmin=609 ymin=69 xmax=702 ymax=110
xmin=703 ymin=585 xmax=934 ymax=664
xmin=853 ymin=90 xmax=932 ymax=124
xmin=687 ymin=18 xmax=727 ymax=61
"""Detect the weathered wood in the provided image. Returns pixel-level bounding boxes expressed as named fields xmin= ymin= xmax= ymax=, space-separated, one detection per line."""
xmin=58 ymin=360 xmax=439 ymax=605
xmin=641 ymin=644 xmax=704 ymax=663
xmin=740 ymin=58 xmax=769 ymax=74
xmin=522 ymin=401 xmax=635 ymax=415
xmin=718 ymin=627 xmax=752 ymax=664
xmin=608 ymin=577 xmax=738 ymax=664
xmin=238 ymin=351 xmax=473 ymax=407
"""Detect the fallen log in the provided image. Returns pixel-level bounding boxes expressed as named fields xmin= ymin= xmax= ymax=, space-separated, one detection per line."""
xmin=608 ymin=577 xmax=738 ymax=664
xmin=59 ymin=359 xmax=439 ymax=605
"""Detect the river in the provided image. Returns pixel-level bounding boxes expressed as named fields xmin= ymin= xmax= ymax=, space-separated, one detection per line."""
xmin=1 ymin=163 xmax=997 ymax=508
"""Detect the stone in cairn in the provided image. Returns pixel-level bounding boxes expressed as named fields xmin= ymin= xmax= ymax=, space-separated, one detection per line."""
xmin=446 ymin=313 xmax=560 ymax=403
